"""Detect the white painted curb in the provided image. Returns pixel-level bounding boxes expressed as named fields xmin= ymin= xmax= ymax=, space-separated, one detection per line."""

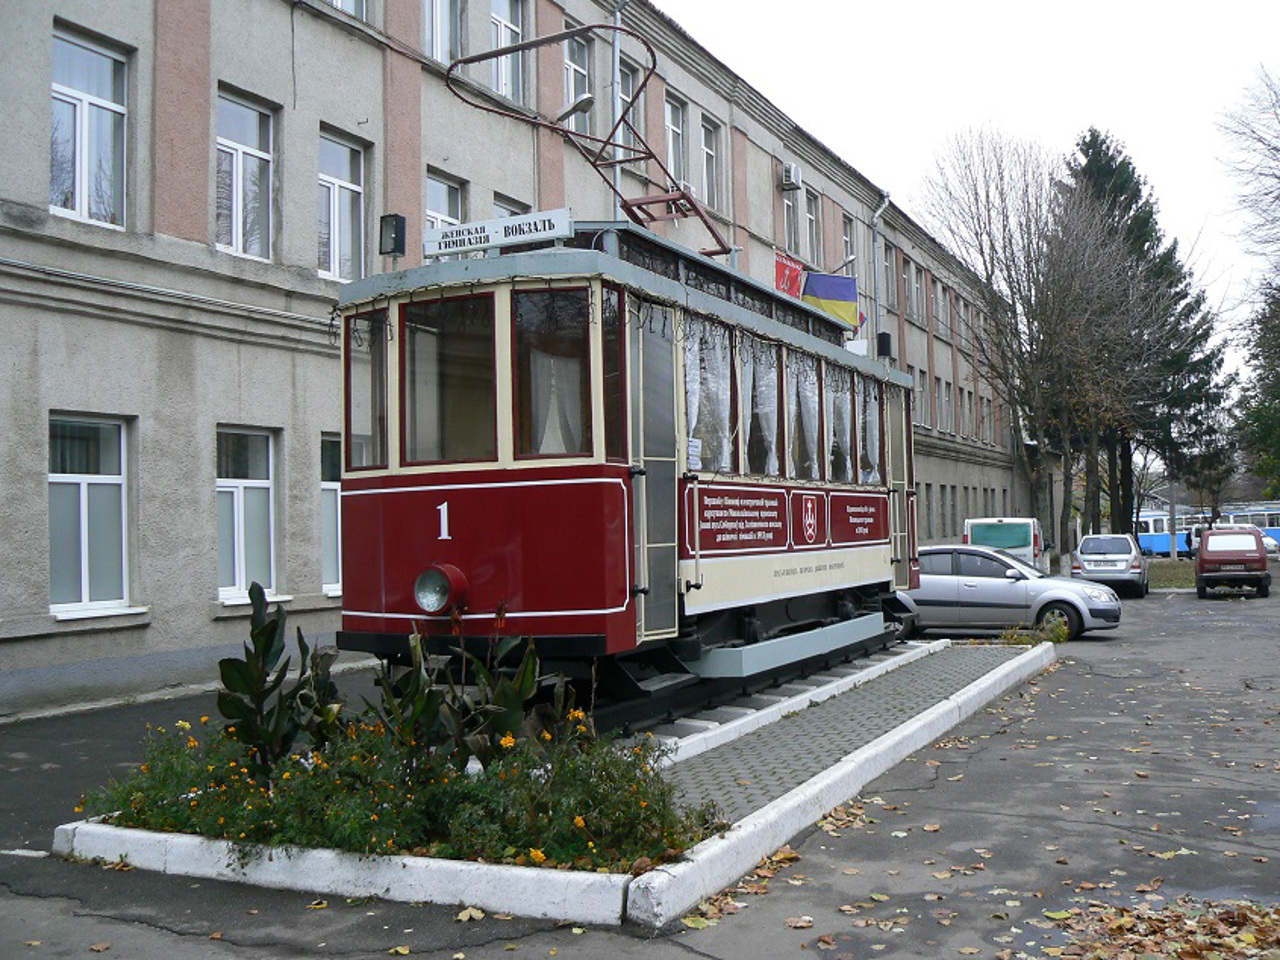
xmin=625 ymin=641 xmax=1056 ymax=928
xmin=52 ymin=641 xmax=1053 ymax=929
xmin=54 ymin=819 xmax=629 ymax=924
xmin=660 ymin=640 xmax=950 ymax=767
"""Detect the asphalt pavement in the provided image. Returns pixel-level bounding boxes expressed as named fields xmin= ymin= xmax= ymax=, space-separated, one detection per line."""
xmin=2 ymin=587 xmax=1277 ymax=958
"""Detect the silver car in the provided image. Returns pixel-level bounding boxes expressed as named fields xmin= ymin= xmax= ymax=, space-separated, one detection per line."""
xmin=1071 ymin=533 xmax=1149 ymax=597
xmin=898 ymin=545 xmax=1122 ymax=641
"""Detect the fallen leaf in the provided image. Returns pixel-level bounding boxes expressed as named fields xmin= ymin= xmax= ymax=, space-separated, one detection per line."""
xmin=682 ymin=917 xmax=711 ymax=929
xmin=786 ymin=916 xmax=814 ymax=929
xmin=388 ymin=949 xmax=409 ymax=957
xmin=817 ymin=934 xmax=837 ymax=950
xmin=24 ymin=942 xmax=42 ymax=947
xmin=870 ymin=893 xmax=890 ymax=901
xmin=208 ymin=931 xmax=222 ymax=940
xmin=923 ymin=824 xmax=941 ymax=832
xmin=89 ymin=947 xmax=110 ymax=955
xmin=306 ymin=900 xmax=328 ymax=910
xmin=841 ymin=868 xmax=860 ymax=875
xmin=1134 ymin=771 xmax=1149 ymax=778
xmin=456 ymin=906 xmax=485 ymax=922
xmin=958 ymin=949 xmax=981 ymax=955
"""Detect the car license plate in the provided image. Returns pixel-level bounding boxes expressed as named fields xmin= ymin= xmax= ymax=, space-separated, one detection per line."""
xmin=1090 ymin=562 xmax=1121 ymax=569
xmin=1219 ymin=564 xmax=1246 ymax=571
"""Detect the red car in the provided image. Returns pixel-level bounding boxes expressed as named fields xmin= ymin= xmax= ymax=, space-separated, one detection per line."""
xmin=1196 ymin=528 xmax=1272 ymax=598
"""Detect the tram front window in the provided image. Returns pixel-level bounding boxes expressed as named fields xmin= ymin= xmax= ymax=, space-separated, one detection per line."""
xmin=514 ymin=289 xmax=592 ymax=457
xmin=403 ymin=295 xmax=497 ymax=464
xmin=346 ymin=310 xmax=388 ymax=469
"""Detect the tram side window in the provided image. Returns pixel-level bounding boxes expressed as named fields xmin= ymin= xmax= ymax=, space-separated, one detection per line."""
xmin=825 ymin=363 xmax=854 ymax=483
xmin=345 ymin=310 xmax=388 ymax=469
xmin=789 ymin=351 xmax=821 ymax=480
xmin=514 ymin=289 xmax=592 ymax=457
xmin=683 ymin=315 xmax=735 ymax=472
xmin=602 ymin=285 xmax=626 ymax=462
xmin=403 ymin=295 xmax=497 ymax=463
xmin=741 ymin=335 xmax=781 ymax=476
xmin=856 ymin=374 xmax=882 ymax=484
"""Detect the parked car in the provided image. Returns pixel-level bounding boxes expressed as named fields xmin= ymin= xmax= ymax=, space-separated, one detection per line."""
xmin=898 ymin=545 xmax=1122 ymax=641
xmin=1071 ymin=533 xmax=1149 ymax=597
xmin=1195 ymin=528 xmax=1272 ymax=599
xmin=1190 ymin=522 xmax=1280 ymax=562
xmin=963 ymin=517 xmax=1049 ymax=573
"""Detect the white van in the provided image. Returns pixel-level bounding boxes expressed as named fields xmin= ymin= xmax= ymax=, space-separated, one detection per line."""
xmin=963 ymin=517 xmax=1048 ymax=573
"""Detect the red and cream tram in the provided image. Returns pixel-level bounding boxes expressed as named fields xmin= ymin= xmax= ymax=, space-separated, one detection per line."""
xmin=337 ymin=222 xmax=918 ymax=694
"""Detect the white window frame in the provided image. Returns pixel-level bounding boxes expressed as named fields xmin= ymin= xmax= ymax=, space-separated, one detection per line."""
xmin=326 ymin=0 xmax=364 ymax=17
xmin=664 ymin=95 xmax=686 ymax=184
xmin=48 ymin=417 xmax=134 ymax=617
xmin=490 ymin=0 xmax=523 ymax=101
xmin=804 ymin=190 xmax=820 ymax=264
xmin=783 ymin=191 xmax=799 ymax=254
xmin=700 ymin=117 xmax=720 ymax=210
xmin=425 ymin=0 xmax=460 ymax=61
xmin=215 ymin=93 xmax=272 ymax=260
xmin=216 ymin=429 xmax=277 ymax=603
xmin=321 ymin=434 xmax=342 ymax=596
xmin=493 ymin=194 xmax=527 ymax=218
xmin=318 ymin=133 xmax=364 ymax=282
xmin=563 ymin=24 xmax=591 ymax=135
xmin=618 ymin=60 xmax=639 ymax=150
xmin=50 ymin=33 xmax=127 ymax=229
xmin=916 ymin=368 xmax=930 ymax=427
xmin=883 ymin=244 xmax=896 ymax=308
xmin=841 ymin=215 xmax=855 ymax=277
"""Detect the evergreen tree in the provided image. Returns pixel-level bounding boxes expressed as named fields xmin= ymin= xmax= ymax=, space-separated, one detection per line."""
xmin=1237 ymin=285 xmax=1280 ymax=495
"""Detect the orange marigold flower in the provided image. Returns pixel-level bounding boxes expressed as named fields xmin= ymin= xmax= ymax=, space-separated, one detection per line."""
xmin=528 ymin=848 xmax=546 ymax=864
xmin=573 ymin=816 xmax=585 ymax=829
xmin=540 ymin=730 xmax=552 ymax=742
xmin=370 ymin=813 xmax=379 ymax=821
xmin=199 ymin=715 xmax=210 ymax=724
xmin=567 ymin=708 xmax=585 ymax=722
xmin=140 ymin=763 xmax=150 ymax=773
xmin=499 ymin=733 xmax=516 ymax=749
xmin=187 ymin=736 xmax=198 ymax=749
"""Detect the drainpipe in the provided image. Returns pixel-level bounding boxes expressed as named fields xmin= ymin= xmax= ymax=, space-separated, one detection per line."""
xmin=612 ymin=1 xmax=630 ymax=221
xmin=870 ymin=192 xmax=890 ymax=351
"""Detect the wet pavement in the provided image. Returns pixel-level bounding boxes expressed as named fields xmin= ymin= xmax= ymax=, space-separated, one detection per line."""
xmin=2 ymin=587 xmax=1277 ymax=958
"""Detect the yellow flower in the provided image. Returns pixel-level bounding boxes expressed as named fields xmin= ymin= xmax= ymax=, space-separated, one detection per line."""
xmin=540 ymin=730 xmax=552 ymax=742
xmin=640 ymin=801 xmax=648 ymax=808
xmin=74 ymin=804 xmax=84 ymax=814
xmin=528 ymin=848 xmax=546 ymax=864
xmin=577 ymin=724 xmax=587 ymax=734
xmin=370 ymin=813 xmax=379 ymax=821
xmin=573 ymin=816 xmax=585 ymax=829
xmin=187 ymin=736 xmax=198 ymax=749
xmin=499 ymin=733 xmax=516 ymax=749
xmin=281 ymin=772 xmax=292 ymax=780
xmin=567 ymin=708 xmax=585 ymax=721
xmin=200 ymin=716 xmax=210 ymax=724
xmin=176 ymin=720 xmax=191 ymax=731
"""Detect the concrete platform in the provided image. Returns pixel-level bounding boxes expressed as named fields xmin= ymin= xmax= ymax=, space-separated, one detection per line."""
xmin=51 ymin=640 xmax=1055 ymax=929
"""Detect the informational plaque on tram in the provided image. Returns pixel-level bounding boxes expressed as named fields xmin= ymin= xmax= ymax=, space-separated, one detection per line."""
xmin=423 ymin=208 xmax=573 ymax=257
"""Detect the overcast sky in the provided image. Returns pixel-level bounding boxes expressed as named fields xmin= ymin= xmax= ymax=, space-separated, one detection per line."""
xmin=649 ymin=0 xmax=1278 ymax=343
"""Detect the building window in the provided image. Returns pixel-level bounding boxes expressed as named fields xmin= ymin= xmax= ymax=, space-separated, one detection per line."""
xmin=882 ymin=243 xmax=896 ymax=309
xmin=700 ymin=118 xmax=720 ymax=209
xmin=493 ymin=195 xmax=527 ymax=218
xmin=913 ymin=265 xmax=924 ymax=322
xmin=841 ymin=215 xmax=855 ymax=277
xmin=618 ymin=61 xmax=640 ymax=150
xmin=900 ymin=259 xmax=914 ymax=319
xmin=425 ymin=173 xmax=461 ymax=228
xmin=924 ymin=483 xmax=934 ymax=540
xmin=216 ymin=429 xmax=275 ymax=600
xmin=783 ymin=191 xmax=799 ymax=254
xmin=490 ymin=0 xmax=522 ymax=101
xmin=425 ymin=0 xmax=460 ymax=62
xmin=944 ymin=380 xmax=954 ymax=434
xmin=804 ymin=190 xmax=820 ymax=264
xmin=916 ymin=368 xmax=929 ymax=427
xmin=50 ymin=33 xmax=126 ymax=227
xmin=563 ymin=25 xmax=590 ymax=134
xmin=326 ymin=0 xmax=364 ymax=17
xmin=664 ymin=95 xmax=686 ymax=184
xmin=321 ymin=435 xmax=341 ymax=595
xmin=216 ymin=94 xmax=272 ymax=258
xmin=318 ymin=134 xmax=363 ymax=281
xmin=48 ymin=418 xmax=127 ymax=610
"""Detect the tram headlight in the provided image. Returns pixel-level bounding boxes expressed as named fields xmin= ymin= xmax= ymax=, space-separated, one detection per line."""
xmin=413 ymin=564 xmax=468 ymax=614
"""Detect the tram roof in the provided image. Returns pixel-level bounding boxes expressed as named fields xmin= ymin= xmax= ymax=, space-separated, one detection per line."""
xmin=339 ymin=221 xmax=910 ymax=387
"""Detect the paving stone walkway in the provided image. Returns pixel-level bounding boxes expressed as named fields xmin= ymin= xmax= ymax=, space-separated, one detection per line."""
xmin=668 ymin=644 xmax=1023 ymax=822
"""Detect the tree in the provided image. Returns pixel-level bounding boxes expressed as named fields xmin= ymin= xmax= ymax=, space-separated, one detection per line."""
xmin=923 ymin=129 xmax=1135 ymax=560
xmin=1237 ymin=284 xmax=1280 ymax=494
xmin=1222 ymin=68 xmax=1280 ymax=272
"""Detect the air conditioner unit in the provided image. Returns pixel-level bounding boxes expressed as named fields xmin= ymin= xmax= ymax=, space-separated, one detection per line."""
xmin=678 ymin=180 xmax=698 ymax=198
xmin=780 ymin=162 xmax=803 ymax=192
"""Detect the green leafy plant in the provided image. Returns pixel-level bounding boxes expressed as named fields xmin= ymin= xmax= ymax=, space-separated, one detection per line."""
xmin=216 ymin=582 xmax=309 ymax=778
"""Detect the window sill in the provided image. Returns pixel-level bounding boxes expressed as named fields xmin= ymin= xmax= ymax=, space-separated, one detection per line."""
xmin=217 ymin=593 xmax=294 ymax=608
xmin=50 ymin=605 xmax=150 ymax=622
xmin=323 ymin=586 xmax=343 ymax=599
xmin=49 ymin=206 xmax=126 ymax=231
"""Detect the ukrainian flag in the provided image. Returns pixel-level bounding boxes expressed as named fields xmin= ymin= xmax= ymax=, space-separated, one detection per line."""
xmin=801 ymin=273 xmax=860 ymax=331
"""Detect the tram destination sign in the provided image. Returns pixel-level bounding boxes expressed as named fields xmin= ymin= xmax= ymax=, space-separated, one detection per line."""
xmin=423 ymin=208 xmax=573 ymax=257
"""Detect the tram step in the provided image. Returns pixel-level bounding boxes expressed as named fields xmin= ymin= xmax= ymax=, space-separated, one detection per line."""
xmin=636 ymin=671 xmax=701 ymax=695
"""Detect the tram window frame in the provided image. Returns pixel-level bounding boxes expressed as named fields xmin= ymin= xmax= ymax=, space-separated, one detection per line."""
xmin=741 ymin=335 xmax=783 ymax=478
xmin=824 ymin=362 xmax=856 ymax=484
xmin=602 ymin=283 xmax=628 ymax=463
xmin=512 ymin=286 xmax=594 ymax=460
xmin=683 ymin=314 xmax=738 ymax=474
xmin=855 ymin=373 xmax=883 ymax=485
xmin=344 ymin=309 xmax=389 ymax=471
xmin=788 ymin=349 xmax=823 ymax=481
xmin=399 ymin=293 xmax=498 ymax=467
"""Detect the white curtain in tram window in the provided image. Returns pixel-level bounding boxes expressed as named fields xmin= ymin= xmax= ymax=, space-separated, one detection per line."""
xmin=408 ymin=326 xmax=441 ymax=461
xmin=530 ymin=347 xmax=583 ymax=455
xmin=752 ymin=342 xmax=779 ymax=476
xmin=699 ymin=325 xmax=732 ymax=472
xmin=826 ymin=365 xmax=853 ymax=482
xmin=858 ymin=375 xmax=882 ymax=484
xmin=683 ymin=324 xmax=701 ymax=470
xmin=792 ymin=353 xmax=819 ymax=479
xmin=739 ymin=340 xmax=755 ymax=469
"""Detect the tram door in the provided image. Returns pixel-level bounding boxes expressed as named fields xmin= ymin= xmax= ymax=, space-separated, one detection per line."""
xmin=629 ymin=299 xmax=679 ymax=640
xmin=884 ymin=384 xmax=912 ymax=590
